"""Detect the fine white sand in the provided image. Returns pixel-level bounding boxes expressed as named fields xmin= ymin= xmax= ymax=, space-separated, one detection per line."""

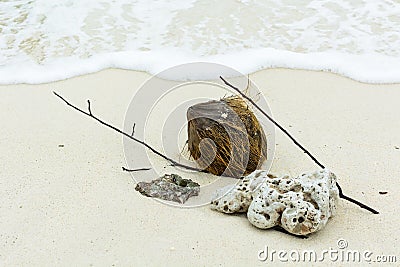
xmin=0 ymin=68 xmax=399 ymax=265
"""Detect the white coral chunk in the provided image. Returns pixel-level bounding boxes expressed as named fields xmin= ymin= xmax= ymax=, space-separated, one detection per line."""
xmin=210 ymin=170 xmax=269 ymax=213
xmin=211 ymin=169 xmax=339 ymax=236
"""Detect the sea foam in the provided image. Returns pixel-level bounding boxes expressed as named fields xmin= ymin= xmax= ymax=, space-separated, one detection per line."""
xmin=1 ymin=0 xmax=400 ymax=84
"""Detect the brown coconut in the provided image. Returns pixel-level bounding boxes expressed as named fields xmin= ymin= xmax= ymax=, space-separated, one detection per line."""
xmin=187 ymin=96 xmax=267 ymax=178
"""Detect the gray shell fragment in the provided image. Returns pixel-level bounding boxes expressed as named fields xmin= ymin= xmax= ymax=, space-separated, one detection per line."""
xmin=135 ymin=174 xmax=200 ymax=204
xmin=211 ymin=169 xmax=339 ymax=236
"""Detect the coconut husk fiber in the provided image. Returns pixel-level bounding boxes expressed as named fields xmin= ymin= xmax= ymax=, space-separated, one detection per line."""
xmin=187 ymin=96 xmax=267 ymax=178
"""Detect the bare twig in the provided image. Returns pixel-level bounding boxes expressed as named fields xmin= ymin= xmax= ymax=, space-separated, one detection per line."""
xmin=53 ymin=92 xmax=204 ymax=173
xmin=131 ymin=123 xmax=136 ymax=136
xmin=221 ymin=77 xmax=324 ymax=169
xmin=87 ymin=100 xmax=92 ymax=115
xmin=220 ymin=76 xmax=379 ymax=214
xmin=122 ymin=167 xmax=151 ymax=172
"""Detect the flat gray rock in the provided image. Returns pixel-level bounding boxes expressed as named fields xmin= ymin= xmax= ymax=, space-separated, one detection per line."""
xmin=135 ymin=174 xmax=200 ymax=204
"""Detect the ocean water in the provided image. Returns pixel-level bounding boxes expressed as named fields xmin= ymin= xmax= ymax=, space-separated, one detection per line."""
xmin=0 ymin=0 xmax=400 ymax=84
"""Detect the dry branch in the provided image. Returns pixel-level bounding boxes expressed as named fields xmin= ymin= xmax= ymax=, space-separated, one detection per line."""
xmin=122 ymin=167 xmax=151 ymax=172
xmin=53 ymin=92 xmax=204 ymax=173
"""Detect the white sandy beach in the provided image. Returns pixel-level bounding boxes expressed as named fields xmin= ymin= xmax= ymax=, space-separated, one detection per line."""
xmin=0 ymin=68 xmax=399 ymax=265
